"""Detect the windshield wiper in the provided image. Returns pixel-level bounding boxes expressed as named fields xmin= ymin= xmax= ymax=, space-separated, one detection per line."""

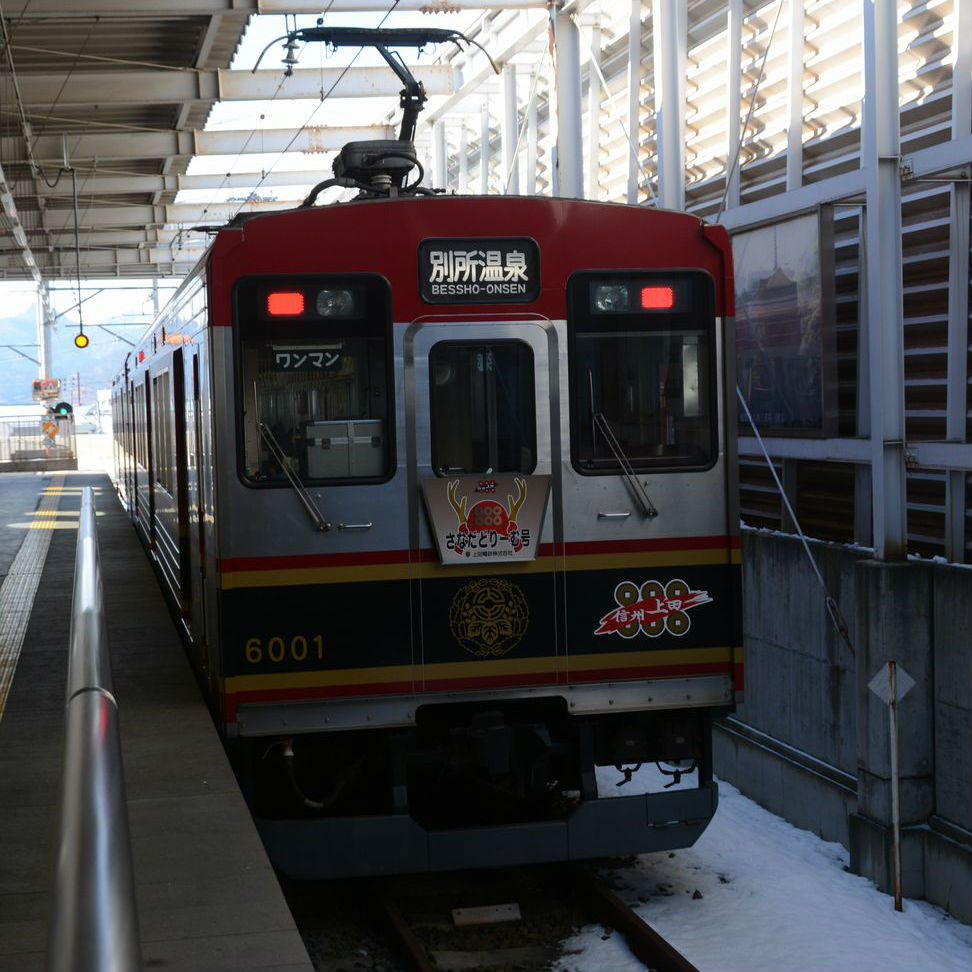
xmin=258 ymin=422 xmax=331 ymax=532
xmin=591 ymin=412 xmax=659 ymax=518
xmin=588 ymin=372 xmax=658 ymax=518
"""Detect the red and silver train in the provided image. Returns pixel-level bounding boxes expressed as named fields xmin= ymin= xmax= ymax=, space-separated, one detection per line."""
xmin=112 ymin=142 xmax=741 ymax=878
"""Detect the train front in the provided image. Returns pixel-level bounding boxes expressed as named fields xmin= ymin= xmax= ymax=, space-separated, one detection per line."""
xmin=204 ymin=193 xmax=741 ymax=877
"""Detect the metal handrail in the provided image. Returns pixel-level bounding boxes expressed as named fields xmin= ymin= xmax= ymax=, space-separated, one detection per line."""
xmin=47 ymin=487 xmax=142 ymax=972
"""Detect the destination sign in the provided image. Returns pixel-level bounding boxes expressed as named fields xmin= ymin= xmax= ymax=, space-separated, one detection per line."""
xmin=418 ymin=237 xmax=540 ymax=304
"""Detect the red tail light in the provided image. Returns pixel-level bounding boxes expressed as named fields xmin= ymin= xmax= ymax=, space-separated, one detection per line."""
xmin=267 ymin=291 xmax=305 ymax=316
xmin=640 ymin=285 xmax=674 ymax=310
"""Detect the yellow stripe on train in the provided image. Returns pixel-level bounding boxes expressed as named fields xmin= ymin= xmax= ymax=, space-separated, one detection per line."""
xmin=219 ymin=547 xmax=742 ymax=590
xmin=224 ymin=645 xmax=734 ymax=695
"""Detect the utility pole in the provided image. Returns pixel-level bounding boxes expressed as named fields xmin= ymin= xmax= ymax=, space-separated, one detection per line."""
xmin=36 ymin=288 xmax=55 ymax=380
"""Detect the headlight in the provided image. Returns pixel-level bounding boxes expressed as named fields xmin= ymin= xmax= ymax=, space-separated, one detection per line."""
xmin=592 ymin=283 xmax=630 ymax=313
xmin=316 ymin=288 xmax=355 ymax=317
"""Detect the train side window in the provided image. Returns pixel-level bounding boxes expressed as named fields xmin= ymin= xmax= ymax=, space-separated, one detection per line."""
xmin=429 ymin=341 xmax=536 ymax=475
xmin=133 ymin=383 xmax=146 ymax=468
xmin=567 ymin=271 xmax=717 ymax=473
xmin=234 ymin=276 xmax=392 ymax=485
xmin=152 ymin=370 xmax=173 ymax=493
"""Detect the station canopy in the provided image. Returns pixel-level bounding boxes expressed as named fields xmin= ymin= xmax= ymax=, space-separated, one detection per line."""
xmin=0 ymin=0 xmax=484 ymax=283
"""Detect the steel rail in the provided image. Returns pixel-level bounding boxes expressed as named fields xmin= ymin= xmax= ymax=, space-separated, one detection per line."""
xmin=370 ymin=887 xmax=437 ymax=972
xmin=47 ymin=486 xmax=142 ymax=972
xmin=570 ymin=866 xmax=699 ymax=972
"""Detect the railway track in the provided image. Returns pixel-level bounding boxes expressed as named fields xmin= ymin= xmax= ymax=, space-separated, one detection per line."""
xmin=284 ymin=864 xmax=699 ymax=972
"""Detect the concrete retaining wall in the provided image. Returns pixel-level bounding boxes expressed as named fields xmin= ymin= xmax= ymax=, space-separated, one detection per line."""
xmin=714 ymin=529 xmax=971 ymax=923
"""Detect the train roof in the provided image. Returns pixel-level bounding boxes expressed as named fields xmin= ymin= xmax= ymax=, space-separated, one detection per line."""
xmin=125 ymin=195 xmax=733 ymax=372
xmin=209 ymin=195 xmax=732 ymax=322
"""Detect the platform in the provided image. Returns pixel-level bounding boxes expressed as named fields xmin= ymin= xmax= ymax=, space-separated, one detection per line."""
xmin=0 ymin=472 xmax=312 ymax=971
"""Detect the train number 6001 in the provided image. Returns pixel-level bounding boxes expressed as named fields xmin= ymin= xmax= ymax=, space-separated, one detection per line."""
xmin=245 ymin=634 xmax=324 ymax=664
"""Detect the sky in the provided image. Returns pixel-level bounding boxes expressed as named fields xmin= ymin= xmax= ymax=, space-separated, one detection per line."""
xmin=559 ymin=766 xmax=972 ymax=972
xmin=0 ymin=280 xmax=180 ymax=406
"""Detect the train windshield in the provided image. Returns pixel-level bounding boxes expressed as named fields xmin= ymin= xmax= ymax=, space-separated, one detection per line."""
xmin=567 ymin=270 xmax=717 ymax=472
xmin=234 ymin=276 xmax=392 ymax=484
xmin=429 ymin=341 xmax=536 ymax=475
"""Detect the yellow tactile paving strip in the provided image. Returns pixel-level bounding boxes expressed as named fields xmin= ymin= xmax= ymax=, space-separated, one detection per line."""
xmin=0 ymin=474 xmax=64 ymax=721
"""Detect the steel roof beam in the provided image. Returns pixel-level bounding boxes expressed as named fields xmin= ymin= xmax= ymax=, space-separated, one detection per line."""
xmin=11 ymin=230 xmax=162 ymax=247
xmin=15 ymin=70 xmax=217 ymax=106
xmin=6 ymin=0 xmax=257 ymax=15
xmin=35 ymin=169 xmax=332 ymax=196
xmin=13 ymin=227 xmax=225 ymax=246
xmin=164 ymin=201 xmax=290 ymax=223
xmin=257 ymin=0 xmax=547 ymax=9
xmin=39 ymin=200 xmax=290 ymax=231
xmin=41 ymin=205 xmax=163 ymax=231
xmin=195 ymin=126 xmax=392 ymax=154
xmin=41 ymin=201 xmax=296 ymax=232
xmin=2 ymin=126 xmax=391 ymax=163
xmin=14 ymin=66 xmax=458 ymax=108
xmin=223 ymin=65 xmax=459 ymax=101
xmin=2 ymin=249 xmax=198 ymax=273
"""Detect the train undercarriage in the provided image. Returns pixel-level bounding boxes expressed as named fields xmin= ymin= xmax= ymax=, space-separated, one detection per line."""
xmin=238 ymin=698 xmax=724 ymax=878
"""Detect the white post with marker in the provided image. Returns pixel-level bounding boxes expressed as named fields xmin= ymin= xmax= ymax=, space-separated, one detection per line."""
xmin=867 ymin=660 xmax=915 ymax=911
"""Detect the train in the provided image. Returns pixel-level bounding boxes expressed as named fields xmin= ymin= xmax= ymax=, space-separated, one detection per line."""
xmin=111 ymin=45 xmax=741 ymax=875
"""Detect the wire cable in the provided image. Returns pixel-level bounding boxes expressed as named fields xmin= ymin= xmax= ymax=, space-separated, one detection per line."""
xmin=716 ymin=0 xmax=785 ymax=219
xmin=736 ymin=385 xmax=855 ymax=658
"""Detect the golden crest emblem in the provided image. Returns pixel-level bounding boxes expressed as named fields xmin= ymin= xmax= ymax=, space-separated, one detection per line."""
xmin=449 ymin=578 xmax=529 ymax=658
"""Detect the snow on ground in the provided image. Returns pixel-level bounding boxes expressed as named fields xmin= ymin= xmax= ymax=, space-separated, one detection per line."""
xmin=553 ymin=767 xmax=971 ymax=972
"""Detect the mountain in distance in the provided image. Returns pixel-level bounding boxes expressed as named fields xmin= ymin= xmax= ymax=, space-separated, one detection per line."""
xmin=0 ymin=307 xmax=146 ymax=406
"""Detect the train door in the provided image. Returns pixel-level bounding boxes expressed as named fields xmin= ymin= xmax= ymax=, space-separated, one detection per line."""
xmin=144 ymin=370 xmax=155 ymax=544
xmin=127 ymin=379 xmax=137 ymax=515
xmin=172 ymin=347 xmax=191 ymax=615
xmin=188 ymin=350 xmax=208 ymax=654
xmin=404 ymin=319 xmax=564 ymax=692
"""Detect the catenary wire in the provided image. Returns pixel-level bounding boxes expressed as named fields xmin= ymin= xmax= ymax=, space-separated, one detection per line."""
xmin=226 ymin=0 xmax=404 ymax=225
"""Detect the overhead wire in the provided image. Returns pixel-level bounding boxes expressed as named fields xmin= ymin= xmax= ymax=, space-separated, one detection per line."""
xmin=226 ymin=0 xmax=405 ymax=224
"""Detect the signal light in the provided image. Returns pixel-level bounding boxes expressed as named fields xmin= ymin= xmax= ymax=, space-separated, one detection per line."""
xmin=267 ymin=291 xmax=305 ymax=316
xmin=640 ymin=286 xmax=674 ymax=310
xmin=74 ymin=332 xmax=89 ymax=349
xmin=53 ymin=401 xmax=73 ymax=416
